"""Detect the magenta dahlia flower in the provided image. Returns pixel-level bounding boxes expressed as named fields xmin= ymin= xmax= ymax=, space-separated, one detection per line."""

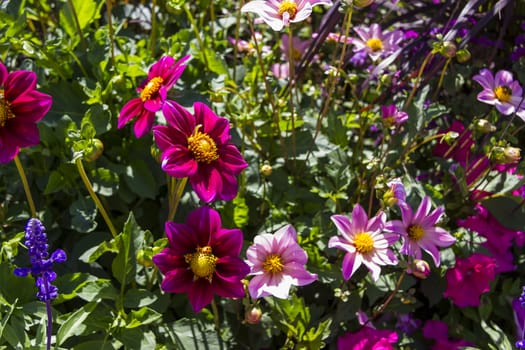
xmin=241 ymin=0 xmax=333 ymax=32
xmin=152 ymin=206 xmax=250 ymax=313
xmin=352 ymin=23 xmax=404 ymax=61
xmin=385 ymin=196 xmax=455 ymax=266
xmin=0 ymin=61 xmax=52 ymax=163
xmin=118 ymin=55 xmax=190 ymax=138
xmin=337 ymin=326 xmax=398 ymax=350
xmin=246 ymin=224 xmax=317 ymax=299
xmin=329 ymin=204 xmax=398 ymax=281
xmin=472 ymin=68 xmax=524 ymax=116
xmin=443 ymin=253 xmax=496 ymax=308
xmin=423 ymin=320 xmax=471 ymax=349
xmin=153 ymin=101 xmax=248 ymax=202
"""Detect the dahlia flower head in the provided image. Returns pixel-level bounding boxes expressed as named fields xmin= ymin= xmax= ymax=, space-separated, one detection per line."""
xmin=153 ymin=101 xmax=248 ymax=203
xmin=352 ymin=23 xmax=404 ymax=61
xmin=337 ymin=326 xmax=398 ymax=350
xmin=241 ymin=0 xmax=333 ymax=32
xmin=152 ymin=206 xmax=250 ymax=313
xmin=118 ymin=55 xmax=190 ymax=138
xmin=246 ymin=224 xmax=318 ymax=299
xmin=329 ymin=204 xmax=398 ymax=282
xmin=472 ymin=68 xmax=525 ymax=120
xmin=0 ymin=61 xmax=52 ymax=163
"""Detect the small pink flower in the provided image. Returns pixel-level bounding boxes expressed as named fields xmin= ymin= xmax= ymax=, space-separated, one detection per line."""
xmin=118 ymin=55 xmax=190 ymax=138
xmin=246 ymin=224 xmax=317 ymax=299
xmin=385 ymin=196 xmax=456 ymax=266
xmin=352 ymin=23 xmax=404 ymax=61
xmin=444 ymin=253 xmax=496 ymax=308
xmin=153 ymin=101 xmax=248 ymax=202
xmin=152 ymin=206 xmax=250 ymax=313
xmin=381 ymin=104 xmax=408 ymax=128
xmin=241 ymin=0 xmax=333 ymax=32
xmin=0 ymin=61 xmax=52 ymax=163
xmin=329 ymin=204 xmax=398 ymax=281
xmin=472 ymin=68 xmax=524 ymax=116
xmin=337 ymin=326 xmax=398 ymax=350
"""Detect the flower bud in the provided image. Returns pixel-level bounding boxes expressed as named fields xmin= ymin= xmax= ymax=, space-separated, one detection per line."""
xmin=137 ymin=249 xmax=154 ymax=268
xmin=260 ymin=163 xmax=272 ymax=177
xmin=440 ymin=41 xmax=457 ymax=58
xmin=84 ymin=139 xmax=104 ymax=162
xmin=456 ymin=48 xmax=471 ymax=63
xmin=492 ymin=146 xmax=521 ymax=164
xmin=475 ymin=119 xmax=496 ymax=133
xmin=409 ymin=259 xmax=430 ymax=279
xmin=245 ymin=306 xmax=262 ymax=324
xmin=353 ymin=0 xmax=375 ymax=8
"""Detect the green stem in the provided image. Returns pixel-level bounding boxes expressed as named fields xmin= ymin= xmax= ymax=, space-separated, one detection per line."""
xmin=167 ymin=177 xmax=188 ymax=222
xmin=75 ymin=158 xmax=118 ymax=237
xmin=150 ymin=0 xmax=157 ymax=55
xmin=402 ymin=52 xmax=433 ymax=111
xmin=106 ymin=0 xmax=116 ymax=68
xmin=14 ymin=155 xmax=37 ymax=218
xmin=211 ymin=299 xmax=221 ymax=332
xmin=66 ymin=0 xmax=86 ymax=47
xmin=287 ymin=27 xmax=296 ymax=166
xmin=184 ymin=4 xmax=209 ymax=70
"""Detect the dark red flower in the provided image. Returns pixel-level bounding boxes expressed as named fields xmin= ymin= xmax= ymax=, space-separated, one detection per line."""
xmin=0 ymin=61 xmax=52 ymax=163
xmin=152 ymin=206 xmax=249 ymax=313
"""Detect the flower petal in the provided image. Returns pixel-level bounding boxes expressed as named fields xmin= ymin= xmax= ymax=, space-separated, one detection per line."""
xmin=187 ymin=278 xmax=215 ymax=313
xmin=5 ymin=70 xmax=37 ymax=101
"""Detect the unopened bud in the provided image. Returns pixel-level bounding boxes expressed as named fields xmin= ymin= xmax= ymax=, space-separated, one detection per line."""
xmin=260 ymin=163 xmax=272 ymax=177
xmin=493 ymin=146 xmax=521 ymax=164
xmin=475 ymin=119 xmax=496 ymax=133
xmin=137 ymin=249 xmax=154 ymax=268
xmin=84 ymin=139 xmax=104 ymax=162
xmin=151 ymin=144 xmax=162 ymax=164
xmin=409 ymin=259 xmax=430 ymax=279
xmin=456 ymin=49 xmax=471 ymax=63
xmin=245 ymin=306 xmax=262 ymax=324
xmin=441 ymin=41 xmax=457 ymax=58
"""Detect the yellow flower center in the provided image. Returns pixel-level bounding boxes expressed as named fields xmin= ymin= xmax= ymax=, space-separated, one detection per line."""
xmin=291 ymin=48 xmax=302 ymax=61
xmin=140 ymin=76 xmax=164 ymax=102
xmin=493 ymin=85 xmax=512 ymax=103
xmin=184 ymin=246 xmax=217 ymax=282
xmin=408 ymin=225 xmax=424 ymax=241
xmin=187 ymin=125 xmax=220 ymax=163
xmin=278 ymin=0 xmax=298 ymax=19
xmin=366 ymin=38 xmax=383 ymax=52
xmin=0 ymin=91 xmax=15 ymax=128
xmin=262 ymin=254 xmax=284 ymax=273
xmin=354 ymin=232 xmax=374 ymax=254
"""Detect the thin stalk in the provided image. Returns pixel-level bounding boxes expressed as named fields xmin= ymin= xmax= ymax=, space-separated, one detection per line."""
xmin=106 ymin=0 xmax=116 ymax=67
xmin=211 ymin=298 xmax=221 ymax=333
xmin=150 ymin=0 xmax=157 ymax=55
xmin=14 ymin=155 xmax=37 ymax=218
xmin=167 ymin=177 xmax=188 ymax=222
xmin=402 ymin=52 xmax=433 ymax=111
xmin=66 ymin=0 xmax=86 ymax=47
xmin=184 ymin=4 xmax=210 ymax=70
xmin=368 ymin=270 xmax=406 ymax=323
xmin=287 ymin=27 xmax=297 ymax=166
xmin=75 ymin=159 xmax=118 ymax=238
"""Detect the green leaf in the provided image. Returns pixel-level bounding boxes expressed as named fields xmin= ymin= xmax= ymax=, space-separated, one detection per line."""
xmin=124 ymin=161 xmax=158 ymax=199
xmin=126 ymin=307 xmax=162 ymax=328
xmin=76 ymin=279 xmax=119 ymax=302
xmin=57 ymin=302 xmax=98 ymax=345
xmin=0 ymin=299 xmax=16 ymax=341
xmin=72 ymin=340 xmax=116 ymax=350
xmin=91 ymin=167 xmax=119 ymax=196
xmin=59 ymin=0 xmax=99 ymax=39
xmin=203 ymin=47 xmax=228 ymax=75
xmin=482 ymin=196 xmax=525 ymax=231
xmin=112 ymin=212 xmax=144 ymax=286
xmin=115 ymin=328 xmax=157 ymax=350
xmin=233 ymin=196 xmax=249 ymax=228
xmin=481 ymin=320 xmax=512 ymax=350
xmin=69 ymin=196 xmax=98 ymax=233
xmin=123 ymin=289 xmax=158 ymax=308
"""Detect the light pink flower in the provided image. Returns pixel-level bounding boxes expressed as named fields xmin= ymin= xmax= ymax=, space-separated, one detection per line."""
xmin=241 ymin=0 xmax=333 ymax=32
xmin=246 ymin=224 xmax=317 ymax=299
xmin=329 ymin=204 xmax=398 ymax=281
xmin=385 ymin=196 xmax=455 ymax=266
xmin=472 ymin=68 xmax=524 ymax=117
xmin=352 ymin=23 xmax=404 ymax=61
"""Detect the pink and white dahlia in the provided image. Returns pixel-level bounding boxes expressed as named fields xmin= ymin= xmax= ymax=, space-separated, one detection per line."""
xmin=241 ymin=0 xmax=333 ymax=32
xmin=246 ymin=224 xmax=317 ymax=299
xmin=385 ymin=196 xmax=456 ymax=266
xmin=153 ymin=101 xmax=248 ymax=202
xmin=152 ymin=206 xmax=250 ymax=313
xmin=329 ymin=204 xmax=398 ymax=281
xmin=472 ymin=68 xmax=524 ymax=117
xmin=0 ymin=61 xmax=52 ymax=163
xmin=352 ymin=23 xmax=404 ymax=61
xmin=118 ymin=55 xmax=190 ymax=138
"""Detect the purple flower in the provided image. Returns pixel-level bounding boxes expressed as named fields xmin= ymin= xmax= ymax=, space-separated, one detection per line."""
xmin=118 ymin=55 xmax=190 ymax=138
xmin=329 ymin=204 xmax=398 ymax=281
xmin=0 ymin=61 xmax=52 ymax=163
xmin=246 ymin=224 xmax=317 ymax=299
xmin=241 ymin=0 xmax=333 ymax=32
xmin=472 ymin=68 xmax=524 ymax=116
xmin=337 ymin=326 xmax=398 ymax=350
xmin=381 ymin=104 xmax=408 ymax=128
xmin=152 ymin=206 xmax=250 ymax=313
xmin=14 ymin=218 xmax=67 ymax=301
xmin=352 ymin=23 xmax=404 ymax=62
xmin=385 ymin=197 xmax=455 ymax=266
xmin=514 ymin=289 xmax=525 ymax=348
xmin=153 ymin=101 xmax=248 ymax=202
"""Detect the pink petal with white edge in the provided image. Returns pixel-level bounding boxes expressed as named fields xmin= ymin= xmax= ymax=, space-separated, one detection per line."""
xmin=342 ymin=252 xmax=362 ymax=280
xmin=472 ymin=68 xmax=494 ymax=90
xmin=282 ymin=262 xmax=317 ymax=285
xmin=328 ymin=236 xmax=356 ymax=253
xmin=118 ymin=98 xmax=144 ymax=128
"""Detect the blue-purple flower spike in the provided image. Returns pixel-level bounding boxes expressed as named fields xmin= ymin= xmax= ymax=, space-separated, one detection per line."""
xmin=516 ymin=286 xmax=525 ymax=349
xmin=14 ymin=218 xmax=67 ymax=301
